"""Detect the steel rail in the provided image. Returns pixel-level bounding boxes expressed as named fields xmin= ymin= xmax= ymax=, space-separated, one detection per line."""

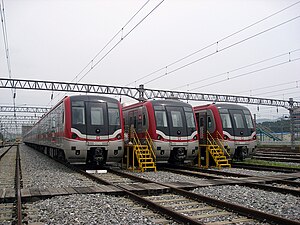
xmin=162 ymin=167 xmax=300 ymax=196
xmin=62 ymin=164 xmax=202 ymax=225
xmin=15 ymin=144 xmax=22 ymax=225
xmin=109 ymin=168 xmax=300 ymax=225
xmin=232 ymin=163 xmax=300 ymax=173
xmin=0 ymin=144 xmax=15 ymax=160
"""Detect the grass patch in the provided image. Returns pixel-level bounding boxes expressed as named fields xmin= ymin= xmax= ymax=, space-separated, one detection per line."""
xmin=234 ymin=159 xmax=300 ymax=169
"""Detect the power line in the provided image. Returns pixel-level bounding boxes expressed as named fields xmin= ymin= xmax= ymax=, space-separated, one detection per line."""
xmin=72 ymin=0 xmax=151 ymax=84
xmin=144 ymin=15 xmax=300 ymax=85
xmin=255 ymin=86 xmax=299 ymax=96
xmin=233 ymin=80 xmax=300 ymax=95
xmin=77 ymin=0 xmax=165 ymax=84
xmin=0 ymin=0 xmax=17 ymax=134
xmin=48 ymin=0 xmax=164 ymax=107
xmin=190 ymin=57 xmax=300 ymax=91
xmin=173 ymin=49 xmax=300 ymax=90
xmin=127 ymin=0 xmax=300 ymax=86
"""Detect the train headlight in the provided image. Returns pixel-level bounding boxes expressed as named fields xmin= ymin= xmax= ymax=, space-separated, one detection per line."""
xmin=157 ymin=135 xmax=162 ymax=140
xmin=253 ymin=135 xmax=256 ymax=140
xmin=224 ymin=135 xmax=228 ymax=140
xmin=193 ymin=135 xmax=197 ymax=140
xmin=117 ymin=134 xmax=122 ymax=140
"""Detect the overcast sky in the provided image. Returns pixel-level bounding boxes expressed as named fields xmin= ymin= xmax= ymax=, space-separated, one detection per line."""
xmin=0 ymin=0 xmax=299 ymax=123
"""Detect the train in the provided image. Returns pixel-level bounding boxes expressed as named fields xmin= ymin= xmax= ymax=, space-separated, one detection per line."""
xmin=123 ymin=99 xmax=199 ymax=163
xmin=23 ymin=94 xmax=256 ymax=165
xmin=193 ymin=103 xmax=257 ymax=160
xmin=23 ymin=95 xmax=124 ymax=165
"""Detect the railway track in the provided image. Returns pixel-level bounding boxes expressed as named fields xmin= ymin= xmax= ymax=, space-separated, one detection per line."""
xmin=0 ymin=144 xmax=22 ymax=225
xmin=3 ymin=145 xmax=300 ymax=224
xmin=161 ymin=165 xmax=300 ymax=196
xmin=252 ymin=148 xmax=300 ymax=163
xmin=232 ymin=162 xmax=300 ymax=173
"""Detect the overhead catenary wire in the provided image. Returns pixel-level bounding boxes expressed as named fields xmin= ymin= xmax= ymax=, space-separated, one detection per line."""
xmin=0 ymin=0 xmax=18 ymax=135
xmin=144 ymin=15 xmax=300 ymax=85
xmin=48 ymin=0 xmax=164 ymax=107
xmin=127 ymin=0 xmax=300 ymax=86
xmin=71 ymin=0 xmax=151 ymax=83
xmin=173 ymin=49 xmax=300 ymax=90
xmin=76 ymin=0 xmax=165 ymax=84
xmin=190 ymin=57 xmax=300 ymax=91
xmin=233 ymin=80 xmax=300 ymax=95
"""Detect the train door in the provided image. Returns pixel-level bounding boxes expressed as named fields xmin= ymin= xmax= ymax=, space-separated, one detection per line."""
xmin=165 ymin=106 xmax=188 ymax=144
xmin=85 ymin=101 xmax=109 ymax=143
xmin=229 ymin=109 xmax=250 ymax=139
xmin=196 ymin=111 xmax=207 ymax=144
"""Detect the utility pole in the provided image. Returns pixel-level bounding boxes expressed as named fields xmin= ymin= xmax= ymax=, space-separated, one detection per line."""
xmin=289 ymin=98 xmax=295 ymax=150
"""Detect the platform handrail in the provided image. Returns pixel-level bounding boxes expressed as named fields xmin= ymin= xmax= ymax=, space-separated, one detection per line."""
xmin=145 ymin=130 xmax=156 ymax=161
xmin=216 ymin=131 xmax=230 ymax=157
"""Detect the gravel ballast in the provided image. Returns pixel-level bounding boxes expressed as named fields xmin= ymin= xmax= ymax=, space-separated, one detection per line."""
xmin=192 ymin=185 xmax=300 ymax=221
xmin=25 ymin=194 xmax=175 ymax=225
xmin=20 ymin=145 xmax=100 ymax=188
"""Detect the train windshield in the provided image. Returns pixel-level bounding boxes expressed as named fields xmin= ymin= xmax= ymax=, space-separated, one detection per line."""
xmin=91 ymin=107 xmax=104 ymax=125
xmin=233 ymin=113 xmax=245 ymax=128
xmin=170 ymin=111 xmax=183 ymax=127
xmin=107 ymin=103 xmax=121 ymax=132
xmin=155 ymin=110 xmax=168 ymax=127
xmin=154 ymin=105 xmax=195 ymax=136
xmin=220 ymin=113 xmax=232 ymax=128
xmin=243 ymin=110 xmax=254 ymax=129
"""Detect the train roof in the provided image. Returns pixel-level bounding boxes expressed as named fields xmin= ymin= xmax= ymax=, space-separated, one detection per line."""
xmin=214 ymin=103 xmax=251 ymax=111
xmin=150 ymin=99 xmax=192 ymax=107
xmin=69 ymin=95 xmax=119 ymax=103
xmin=194 ymin=103 xmax=251 ymax=111
xmin=123 ymin=99 xmax=193 ymax=110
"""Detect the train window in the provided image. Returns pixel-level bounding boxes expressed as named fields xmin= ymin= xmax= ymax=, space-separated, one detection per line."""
xmin=142 ymin=114 xmax=146 ymax=126
xmin=171 ymin=111 xmax=183 ymax=128
xmin=233 ymin=113 xmax=245 ymax=128
xmin=245 ymin=114 xmax=254 ymax=128
xmin=91 ymin=107 xmax=104 ymax=125
xmin=155 ymin=111 xmax=168 ymax=127
xmin=134 ymin=116 xmax=137 ymax=128
xmin=207 ymin=116 xmax=212 ymax=128
xmin=62 ymin=109 xmax=64 ymax=124
xmin=154 ymin=106 xmax=164 ymax=111
xmin=72 ymin=106 xmax=85 ymax=125
xmin=220 ymin=113 xmax=232 ymax=128
xmin=107 ymin=102 xmax=118 ymax=108
xmin=108 ymin=108 xmax=120 ymax=126
xmin=184 ymin=107 xmax=192 ymax=112
xmin=185 ymin=112 xmax=195 ymax=128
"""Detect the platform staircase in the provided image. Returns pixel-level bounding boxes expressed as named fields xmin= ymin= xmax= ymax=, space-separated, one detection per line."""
xmin=132 ymin=129 xmax=156 ymax=172
xmin=202 ymin=131 xmax=231 ymax=168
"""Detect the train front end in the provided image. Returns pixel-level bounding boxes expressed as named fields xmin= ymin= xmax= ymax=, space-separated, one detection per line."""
xmin=216 ymin=104 xmax=257 ymax=160
xmin=150 ymin=100 xmax=198 ymax=163
xmin=64 ymin=95 xmax=124 ymax=165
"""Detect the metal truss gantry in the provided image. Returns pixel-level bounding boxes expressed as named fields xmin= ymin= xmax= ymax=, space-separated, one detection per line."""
xmin=0 ymin=105 xmax=49 ymax=114
xmin=0 ymin=78 xmax=299 ymax=108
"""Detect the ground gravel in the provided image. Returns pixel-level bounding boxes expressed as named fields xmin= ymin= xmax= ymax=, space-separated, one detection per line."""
xmin=209 ymin=167 xmax=286 ymax=177
xmin=20 ymin=145 xmax=99 ymax=188
xmin=124 ymin=170 xmax=206 ymax=183
xmin=192 ymin=185 xmax=300 ymax=221
xmin=26 ymin=194 xmax=175 ymax=225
